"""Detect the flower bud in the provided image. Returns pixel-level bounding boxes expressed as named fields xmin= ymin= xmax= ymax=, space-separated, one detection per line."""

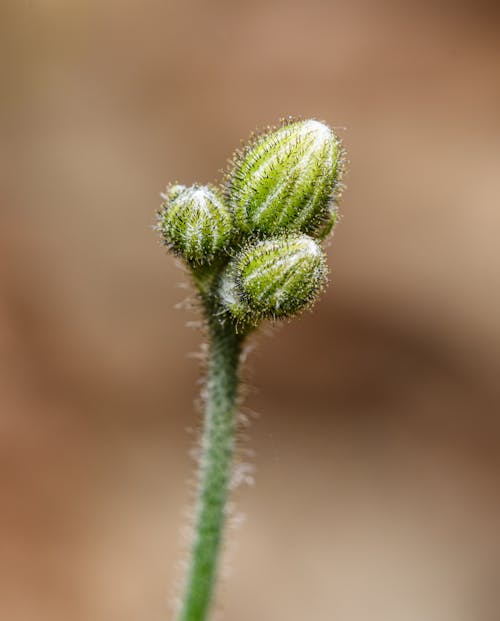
xmin=226 ymin=119 xmax=343 ymax=238
xmin=158 ymin=184 xmax=233 ymax=266
xmin=219 ymin=235 xmax=328 ymax=323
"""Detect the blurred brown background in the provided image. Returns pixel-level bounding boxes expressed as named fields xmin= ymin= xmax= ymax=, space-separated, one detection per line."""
xmin=1 ymin=1 xmax=500 ymax=620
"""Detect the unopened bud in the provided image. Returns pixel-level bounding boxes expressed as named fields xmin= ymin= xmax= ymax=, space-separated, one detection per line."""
xmin=219 ymin=234 xmax=328 ymax=324
xmin=227 ymin=119 xmax=343 ymax=238
xmin=158 ymin=184 xmax=233 ymax=266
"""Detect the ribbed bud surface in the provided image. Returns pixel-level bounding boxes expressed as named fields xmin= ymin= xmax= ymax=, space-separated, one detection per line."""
xmin=220 ymin=235 xmax=327 ymax=323
xmin=227 ymin=119 xmax=342 ymax=238
xmin=217 ymin=263 xmax=253 ymax=325
xmin=158 ymin=184 xmax=233 ymax=265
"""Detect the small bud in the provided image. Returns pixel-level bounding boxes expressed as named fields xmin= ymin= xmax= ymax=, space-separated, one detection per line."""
xmin=227 ymin=119 xmax=343 ymax=238
xmin=316 ymin=203 xmax=340 ymax=240
xmin=219 ymin=235 xmax=328 ymax=324
xmin=158 ymin=184 xmax=233 ymax=266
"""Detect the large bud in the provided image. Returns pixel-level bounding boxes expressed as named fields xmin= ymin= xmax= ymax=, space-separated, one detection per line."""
xmin=226 ymin=119 xmax=343 ymax=238
xmin=219 ymin=234 xmax=328 ymax=326
xmin=157 ymin=184 xmax=233 ymax=266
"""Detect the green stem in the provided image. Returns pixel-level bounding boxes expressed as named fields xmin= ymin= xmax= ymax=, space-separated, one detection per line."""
xmin=179 ymin=316 xmax=244 ymax=621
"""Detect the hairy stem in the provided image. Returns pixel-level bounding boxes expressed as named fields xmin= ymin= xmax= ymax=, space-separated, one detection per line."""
xmin=179 ymin=316 xmax=244 ymax=621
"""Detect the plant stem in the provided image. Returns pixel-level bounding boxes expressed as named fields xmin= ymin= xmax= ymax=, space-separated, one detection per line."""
xmin=179 ymin=316 xmax=244 ymax=621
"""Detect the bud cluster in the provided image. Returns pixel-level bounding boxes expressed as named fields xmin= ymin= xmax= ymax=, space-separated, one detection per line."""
xmin=157 ymin=118 xmax=345 ymax=331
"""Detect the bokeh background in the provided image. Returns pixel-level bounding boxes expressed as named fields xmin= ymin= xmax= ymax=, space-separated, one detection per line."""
xmin=1 ymin=1 xmax=500 ymax=620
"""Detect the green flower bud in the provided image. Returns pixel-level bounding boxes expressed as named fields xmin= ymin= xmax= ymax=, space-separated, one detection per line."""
xmin=158 ymin=184 xmax=233 ymax=266
xmin=226 ymin=119 xmax=343 ymax=238
xmin=219 ymin=234 xmax=328 ymax=324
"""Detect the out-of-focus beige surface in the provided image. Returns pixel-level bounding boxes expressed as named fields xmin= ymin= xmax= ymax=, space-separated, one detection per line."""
xmin=1 ymin=1 xmax=499 ymax=620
